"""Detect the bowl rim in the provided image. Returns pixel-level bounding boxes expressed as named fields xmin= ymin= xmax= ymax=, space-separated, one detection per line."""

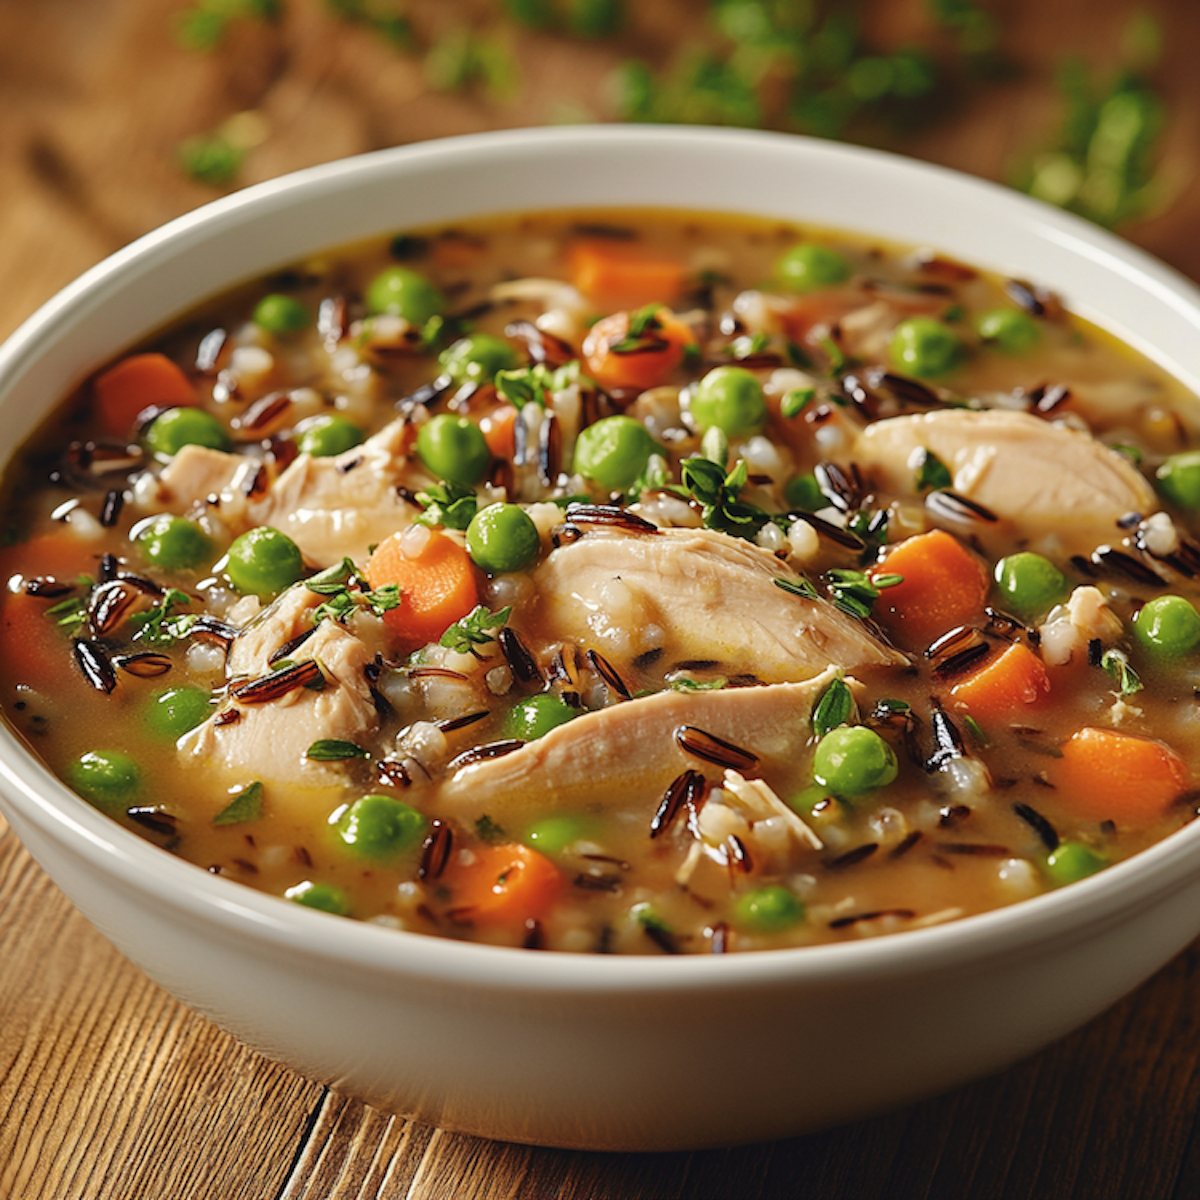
xmin=3 ymin=123 xmax=1200 ymax=996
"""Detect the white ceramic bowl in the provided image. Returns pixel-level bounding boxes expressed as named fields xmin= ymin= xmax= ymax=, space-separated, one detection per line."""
xmin=3 ymin=127 xmax=1200 ymax=1153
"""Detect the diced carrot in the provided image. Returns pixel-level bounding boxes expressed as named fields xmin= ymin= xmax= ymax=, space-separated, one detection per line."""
xmin=92 ymin=352 xmax=197 ymax=436
xmin=947 ymin=641 xmax=1051 ymax=724
xmin=570 ymin=240 xmax=687 ymax=311
xmin=582 ymin=308 xmax=696 ymax=393
xmin=1048 ymin=727 xmax=1188 ymax=826
xmin=365 ymin=527 xmax=481 ymax=654
xmin=480 ymin=404 xmax=519 ymax=460
xmin=871 ymin=529 xmax=989 ymax=650
xmin=442 ymin=842 xmax=564 ymax=928
xmin=0 ymin=531 xmax=101 ymax=691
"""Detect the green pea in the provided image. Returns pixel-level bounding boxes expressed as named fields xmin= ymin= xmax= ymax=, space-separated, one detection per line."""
xmin=1045 ymin=840 xmax=1105 ymax=886
xmin=776 ymin=242 xmax=852 ymax=292
xmin=689 ymin=366 xmax=768 ymax=438
xmin=416 ymin=413 xmax=491 ymax=487
xmin=504 ymin=692 xmax=578 ymax=741
xmin=68 ymin=750 xmax=141 ymax=812
xmin=333 ymin=794 xmax=426 ymax=862
xmin=144 ymin=407 xmax=230 ymax=457
xmin=439 ymin=334 xmax=517 ymax=384
xmin=1155 ymin=451 xmax=1200 ymax=510
xmin=252 ymin=293 xmax=311 ymax=337
xmin=297 ymin=414 xmax=365 ymax=458
xmin=573 ymin=415 xmax=659 ymax=492
xmin=812 ymin=725 xmax=898 ymax=798
xmin=993 ymin=552 xmax=1070 ymax=620
xmin=784 ymin=472 xmax=825 ymax=512
xmin=466 ymin=502 xmax=540 ymax=574
xmin=732 ymin=885 xmax=805 ymax=932
xmin=145 ymin=686 xmax=211 ymax=740
xmin=226 ymin=526 xmax=305 ymax=599
xmin=285 ymin=880 xmax=351 ymax=916
xmin=136 ymin=514 xmax=212 ymax=572
xmin=365 ymin=265 xmax=445 ymax=323
xmin=889 ymin=317 xmax=964 ymax=378
xmin=1133 ymin=594 xmax=1200 ymax=660
xmin=975 ymin=307 xmax=1041 ymax=356
xmin=523 ymin=813 xmax=596 ymax=855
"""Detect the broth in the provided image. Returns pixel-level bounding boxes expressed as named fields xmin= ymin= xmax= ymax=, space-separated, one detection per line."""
xmin=3 ymin=208 xmax=1198 ymax=954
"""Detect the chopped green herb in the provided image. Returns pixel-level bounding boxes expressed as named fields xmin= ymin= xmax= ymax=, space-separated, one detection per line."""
xmin=961 ymin=713 xmax=990 ymax=746
xmin=439 ymin=604 xmax=512 ymax=656
xmin=668 ymin=676 xmax=729 ymax=691
xmin=913 ymin=447 xmax=953 ymax=491
xmin=131 ymin=588 xmax=197 ymax=646
xmin=812 ymin=674 xmax=856 ymax=737
xmin=213 ymin=780 xmax=264 ymax=826
xmin=494 ymin=360 xmax=590 ymax=409
xmin=475 ymin=814 xmax=507 ymax=843
xmin=818 ymin=334 xmax=849 ymax=374
xmin=1101 ymin=647 xmax=1143 ymax=696
xmin=306 ymin=739 xmax=371 ymax=761
xmin=679 ymin=456 xmax=770 ymax=541
xmin=729 ymin=331 xmax=771 ymax=359
xmin=825 ymin=568 xmax=900 ymax=620
xmin=774 ymin=575 xmax=820 ymax=600
xmin=781 ymin=387 xmax=816 ymax=418
xmin=46 ymin=593 xmax=88 ymax=630
xmin=415 ymin=480 xmax=478 ymax=531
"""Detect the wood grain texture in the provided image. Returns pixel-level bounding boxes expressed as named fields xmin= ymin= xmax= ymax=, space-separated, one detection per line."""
xmin=2 ymin=1 xmax=1200 ymax=1197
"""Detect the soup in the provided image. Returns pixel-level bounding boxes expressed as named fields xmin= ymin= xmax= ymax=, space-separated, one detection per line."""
xmin=3 ymin=209 xmax=1198 ymax=954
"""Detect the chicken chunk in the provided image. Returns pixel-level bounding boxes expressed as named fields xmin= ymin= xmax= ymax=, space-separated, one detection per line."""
xmin=178 ymin=586 xmax=379 ymax=802
xmin=853 ymin=408 xmax=1156 ymax=557
xmin=435 ymin=670 xmax=846 ymax=829
xmin=156 ymin=418 xmax=422 ymax=566
xmin=524 ymin=526 xmax=906 ymax=683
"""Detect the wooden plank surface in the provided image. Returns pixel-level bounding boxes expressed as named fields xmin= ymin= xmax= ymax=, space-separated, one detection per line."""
xmin=2 ymin=1 xmax=1200 ymax=1197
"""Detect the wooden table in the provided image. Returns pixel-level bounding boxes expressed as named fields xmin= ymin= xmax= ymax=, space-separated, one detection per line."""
xmin=2 ymin=2 xmax=1200 ymax=1195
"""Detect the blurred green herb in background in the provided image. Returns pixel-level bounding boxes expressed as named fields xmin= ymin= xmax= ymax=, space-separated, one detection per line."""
xmin=175 ymin=0 xmax=281 ymax=51
xmin=1010 ymin=11 xmax=1168 ymax=228
xmin=172 ymin=0 xmax=1172 ymax=234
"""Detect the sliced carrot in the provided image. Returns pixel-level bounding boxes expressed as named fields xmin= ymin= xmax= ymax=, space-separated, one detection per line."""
xmin=365 ymin=527 xmax=481 ymax=654
xmin=1048 ymin=727 xmax=1188 ymax=826
xmin=948 ymin=641 xmax=1051 ymax=724
xmin=871 ymin=529 xmax=989 ymax=650
xmin=92 ymin=352 xmax=197 ymax=436
xmin=0 ymin=531 xmax=101 ymax=691
xmin=480 ymin=404 xmax=519 ymax=460
xmin=582 ymin=307 xmax=696 ymax=393
xmin=570 ymin=240 xmax=687 ymax=311
xmin=442 ymin=842 xmax=563 ymax=928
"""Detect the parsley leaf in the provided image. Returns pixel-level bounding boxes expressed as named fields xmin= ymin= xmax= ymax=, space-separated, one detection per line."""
xmin=825 ymin=568 xmax=901 ymax=620
xmin=131 ymin=588 xmax=197 ymax=646
xmin=1101 ymin=647 xmax=1143 ymax=696
xmin=213 ymin=781 xmax=264 ymax=827
xmin=679 ymin=456 xmax=770 ymax=541
xmin=812 ymin=674 xmax=856 ymax=737
xmin=414 ymin=480 xmax=478 ymax=531
xmin=495 ymin=360 xmax=591 ymax=409
xmin=306 ymin=739 xmax=371 ymax=761
xmin=439 ymin=604 xmax=512 ymax=655
xmin=913 ymin=447 xmax=952 ymax=491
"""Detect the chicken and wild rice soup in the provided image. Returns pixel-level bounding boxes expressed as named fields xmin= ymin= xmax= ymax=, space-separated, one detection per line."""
xmin=4 ymin=209 xmax=1200 ymax=953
